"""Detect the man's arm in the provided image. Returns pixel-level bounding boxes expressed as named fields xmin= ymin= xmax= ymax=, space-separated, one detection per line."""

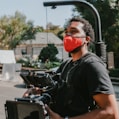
xmin=45 ymin=93 xmax=119 ymax=119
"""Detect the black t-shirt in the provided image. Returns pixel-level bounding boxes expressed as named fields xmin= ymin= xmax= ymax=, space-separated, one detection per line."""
xmin=52 ymin=52 xmax=114 ymax=117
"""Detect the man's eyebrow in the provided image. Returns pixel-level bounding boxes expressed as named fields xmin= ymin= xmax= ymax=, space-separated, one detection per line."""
xmin=69 ymin=27 xmax=80 ymax=32
xmin=64 ymin=26 xmax=80 ymax=33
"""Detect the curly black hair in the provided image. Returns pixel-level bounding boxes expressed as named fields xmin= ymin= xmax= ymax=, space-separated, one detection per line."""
xmin=69 ymin=16 xmax=95 ymax=42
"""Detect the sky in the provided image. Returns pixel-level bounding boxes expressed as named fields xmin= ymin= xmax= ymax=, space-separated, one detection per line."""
xmin=0 ymin=0 xmax=74 ymax=28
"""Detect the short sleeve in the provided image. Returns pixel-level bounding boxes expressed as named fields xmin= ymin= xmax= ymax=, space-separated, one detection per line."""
xmin=86 ymin=61 xmax=114 ymax=96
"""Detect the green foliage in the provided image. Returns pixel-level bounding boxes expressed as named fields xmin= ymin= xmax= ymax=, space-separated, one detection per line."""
xmin=39 ymin=44 xmax=59 ymax=63
xmin=16 ymin=56 xmax=61 ymax=70
xmin=17 ymin=57 xmax=42 ymax=69
xmin=44 ymin=61 xmax=61 ymax=69
xmin=74 ymin=0 xmax=119 ymax=68
xmin=0 ymin=11 xmax=41 ymax=49
xmin=17 ymin=57 xmax=31 ymax=67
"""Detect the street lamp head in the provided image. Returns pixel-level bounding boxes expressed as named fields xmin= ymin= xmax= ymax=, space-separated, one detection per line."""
xmin=51 ymin=5 xmax=57 ymax=9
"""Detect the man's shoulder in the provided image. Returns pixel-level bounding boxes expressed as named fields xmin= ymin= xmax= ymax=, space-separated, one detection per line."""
xmin=82 ymin=52 xmax=103 ymax=64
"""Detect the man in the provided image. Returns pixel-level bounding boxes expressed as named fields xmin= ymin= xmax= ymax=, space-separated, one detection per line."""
xmin=24 ymin=17 xmax=119 ymax=119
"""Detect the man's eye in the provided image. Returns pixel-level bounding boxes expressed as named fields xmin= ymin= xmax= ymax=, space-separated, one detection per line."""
xmin=70 ymin=29 xmax=79 ymax=34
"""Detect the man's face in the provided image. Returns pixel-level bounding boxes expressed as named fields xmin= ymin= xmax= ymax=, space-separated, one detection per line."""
xmin=63 ymin=21 xmax=88 ymax=53
xmin=66 ymin=21 xmax=86 ymax=38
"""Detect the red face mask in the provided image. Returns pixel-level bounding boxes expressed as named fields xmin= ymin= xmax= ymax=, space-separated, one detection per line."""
xmin=63 ymin=35 xmax=84 ymax=52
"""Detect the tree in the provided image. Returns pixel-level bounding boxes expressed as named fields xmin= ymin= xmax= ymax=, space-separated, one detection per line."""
xmin=39 ymin=44 xmax=58 ymax=63
xmin=74 ymin=0 xmax=119 ymax=67
xmin=0 ymin=11 xmax=40 ymax=49
xmin=44 ymin=22 xmax=64 ymax=37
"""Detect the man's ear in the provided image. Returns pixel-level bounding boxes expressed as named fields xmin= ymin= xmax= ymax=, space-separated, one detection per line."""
xmin=86 ymin=36 xmax=91 ymax=42
xmin=84 ymin=36 xmax=91 ymax=44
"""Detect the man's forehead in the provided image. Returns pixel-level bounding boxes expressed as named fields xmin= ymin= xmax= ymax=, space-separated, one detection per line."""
xmin=68 ymin=21 xmax=84 ymax=31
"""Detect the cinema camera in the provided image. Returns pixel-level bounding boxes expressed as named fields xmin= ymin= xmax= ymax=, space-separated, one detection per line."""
xmin=5 ymin=71 xmax=60 ymax=119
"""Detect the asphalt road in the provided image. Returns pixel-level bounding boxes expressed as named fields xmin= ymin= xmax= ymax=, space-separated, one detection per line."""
xmin=0 ymin=78 xmax=27 ymax=119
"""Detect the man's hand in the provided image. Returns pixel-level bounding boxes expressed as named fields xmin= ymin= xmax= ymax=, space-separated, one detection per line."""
xmin=45 ymin=104 xmax=63 ymax=119
xmin=23 ymin=87 xmax=42 ymax=97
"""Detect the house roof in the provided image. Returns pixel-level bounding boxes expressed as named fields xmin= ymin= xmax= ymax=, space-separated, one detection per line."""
xmin=23 ymin=32 xmax=63 ymax=45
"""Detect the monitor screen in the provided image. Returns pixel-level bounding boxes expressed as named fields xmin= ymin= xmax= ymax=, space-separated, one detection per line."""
xmin=5 ymin=100 xmax=45 ymax=119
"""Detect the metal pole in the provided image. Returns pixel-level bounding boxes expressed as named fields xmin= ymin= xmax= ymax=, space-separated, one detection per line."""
xmin=43 ymin=0 xmax=106 ymax=63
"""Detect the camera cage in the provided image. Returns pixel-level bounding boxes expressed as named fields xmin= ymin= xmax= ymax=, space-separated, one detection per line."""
xmin=20 ymin=69 xmax=57 ymax=88
xmin=5 ymin=70 xmax=59 ymax=119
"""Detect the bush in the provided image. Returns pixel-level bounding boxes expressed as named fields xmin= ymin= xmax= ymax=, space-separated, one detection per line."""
xmin=44 ymin=61 xmax=61 ymax=69
xmin=39 ymin=44 xmax=59 ymax=63
xmin=17 ymin=57 xmax=31 ymax=67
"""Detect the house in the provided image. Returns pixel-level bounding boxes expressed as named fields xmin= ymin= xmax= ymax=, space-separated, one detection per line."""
xmin=14 ymin=32 xmax=68 ymax=61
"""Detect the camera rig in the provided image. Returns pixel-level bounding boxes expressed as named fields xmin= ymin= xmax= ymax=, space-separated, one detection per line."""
xmin=5 ymin=70 xmax=60 ymax=119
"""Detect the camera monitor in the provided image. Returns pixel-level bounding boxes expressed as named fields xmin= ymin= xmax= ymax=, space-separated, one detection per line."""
xmin=5 ymin=100 xmax=45 ymax=119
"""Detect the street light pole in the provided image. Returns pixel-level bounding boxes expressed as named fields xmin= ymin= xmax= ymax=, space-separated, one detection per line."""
xmin=43 ymin=0 xmax=106 ymax=63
